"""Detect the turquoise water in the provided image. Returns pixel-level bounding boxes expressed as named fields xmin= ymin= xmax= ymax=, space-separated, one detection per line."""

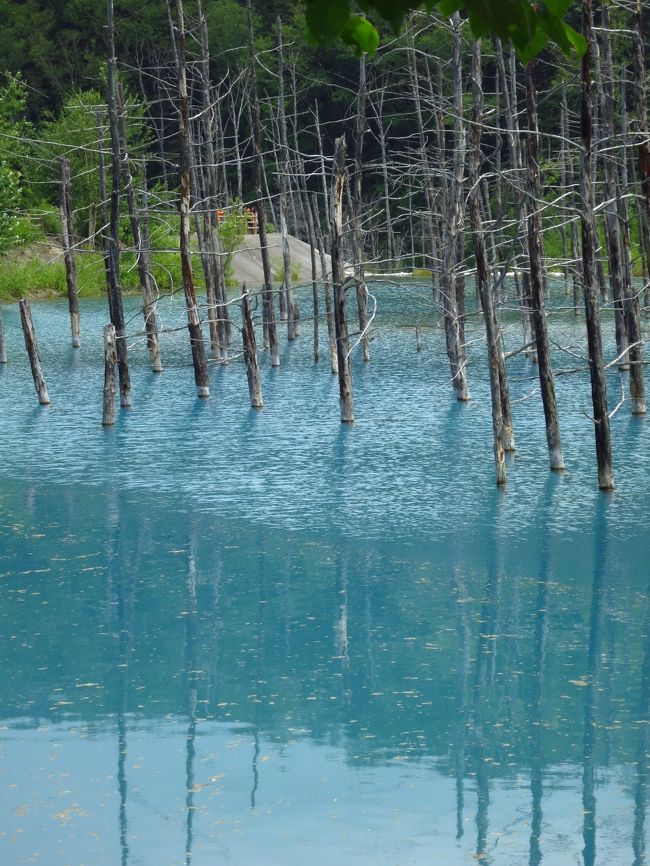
xmin=0 ymin=285 xmax=649 ymax=865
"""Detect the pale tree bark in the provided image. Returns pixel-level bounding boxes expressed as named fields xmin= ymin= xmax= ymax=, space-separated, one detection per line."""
xmin=581 ymin=0 xmax=614 ymax=489
xmin=116 ymin=86 xmax=162 ymax=372
xmin=106 ymin=0 xmax=132 ymax=407
xmin=277 ymin=17 xmax=297 ymax=340
xmin=331 ymin=137 xmax=354 ymax=422
xmin=468 ymin=41 xmax=507 ymax=484
xmin=59 ymin=157 xmax=80 ymax=348
xmin=177 ymin=0 xmax=210 ymax=397
xmin=246 ymin=0 xmax=280 ymax=366
xmin=525 ymin=62 xmax=564 ymax=471
xmin=440 ymin=13 xmax=470 ymax=402
xmin=352 ymin=54 xmax=370 ymax=361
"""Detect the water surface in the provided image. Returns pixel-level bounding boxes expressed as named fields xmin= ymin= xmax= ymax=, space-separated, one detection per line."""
xmin=0 ymin=285 xmax=648 ymax=864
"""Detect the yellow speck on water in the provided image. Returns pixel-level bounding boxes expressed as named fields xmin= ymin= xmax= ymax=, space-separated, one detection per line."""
xmin=52 ymin=805 xmax=88 ymax=823
xmin=569 ymin=678 xmax=589 ymax=687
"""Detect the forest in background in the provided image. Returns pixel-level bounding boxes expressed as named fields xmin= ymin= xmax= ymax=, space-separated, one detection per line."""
xmin=0 ymin=0 xmax=647 ymax=271
xmin=1 ymin=0 xmax=650 ymax=490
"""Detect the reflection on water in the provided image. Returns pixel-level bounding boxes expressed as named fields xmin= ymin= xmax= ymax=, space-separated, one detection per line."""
xmin=0 ymin=292 xmax=649 ymax=864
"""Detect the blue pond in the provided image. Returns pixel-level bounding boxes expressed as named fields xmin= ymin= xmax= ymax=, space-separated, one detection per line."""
xmin=0 ymin=284 xmax=649 ymax=865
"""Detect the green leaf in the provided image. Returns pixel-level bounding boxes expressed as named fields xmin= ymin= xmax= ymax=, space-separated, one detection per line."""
xmin=341 ymin=14 xmax=381 ymax=54
xmin=543 ymin=0 xmax=573 ymax=18
xmin=438 ymin=0 xmax=464 ymax=17
xmin=305 ymin=0 xmax=351 ymax=44
xmin=561 ymin=22 xmax=587 ymax=55
xmin=516 ymin=25 xmax=548 ymax=63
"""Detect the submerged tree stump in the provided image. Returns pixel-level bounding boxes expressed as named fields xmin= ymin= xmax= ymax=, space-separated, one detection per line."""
xmin=241 ymin=284 xmax=263 ymax=409
xmin=19 ymin=299 xmax=50 ymax=405
xmin=0 ymin=307 xmax=7 ymax=364
xmin=102 ymin=323 xmax=117 ymax=426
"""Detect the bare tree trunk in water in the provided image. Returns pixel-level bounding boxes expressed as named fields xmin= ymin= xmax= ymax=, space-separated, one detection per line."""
xmin=246 ymin=0 xmax=279 ymax=366
xmin=525 ymin=62 xmax=564 ymax=471
xmin=331 ymin=137 xmax=354 ymax=423
xmin=176 ymin=0 xmax=210 ymax=397
xmin=581 ymin=0 xmax=614 ymax=489
xmin=59 ymin=157 xmax=81 ymax=348
xmin=441 ymin=13 xmax=470 ymax=402
xmin=116 ymin=88 xmax=162 ymax=372
xmin=352 ymin=54 xmax=370 ymax=361
xmin=468 ymin=41 xmax=507 ymax=484
xmin=277 ymin=18 xmax=296 ymax=340
xmin=106 ymin=0 xmax=132 ymax=407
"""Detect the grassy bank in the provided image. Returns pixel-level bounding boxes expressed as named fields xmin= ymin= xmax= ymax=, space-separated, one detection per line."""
xmin=0 ymin=228 xmax=191 ymax=304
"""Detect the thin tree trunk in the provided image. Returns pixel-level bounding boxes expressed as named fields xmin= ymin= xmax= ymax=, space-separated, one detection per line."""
xmin=138 ymin=160 xmax=163 ymax=371
xmin=246 ymin=0 xmax=279 ymax=367
xmin=0 ymin=307 xmax=7 ymax=363
xmin=561 ymin=84 xmax=582 ymax=317
xmin=106 ymin=0 xmax=132 ymax=408
xmin=441 ymin=13 xmax=470 ymax=402
xmin=352 ymin=54 xmax=370 ymax=361
xmin=177 ymin=0 xmax=210 ymax=397
xmin=197 ymin=0 xmax=230 ymax=358
xmin=581 ymin=0 xmax=614 ymax=489
xmin=331 ymin=137 xmax=354 ymax=422
xmin=597 ymin=7 xmax=628 ymax=366
xmin=469 ymin=41 xmax=506 ymax=485
xmin=19 ymin=299 xmax=50 ymax=405
xmin=241 ymin=283 xmax=263 ymax=408
xmin=116 ymin=87 xmax=162 ymax=372
xmin=277 ymin=18 xmax=296 ymax=340
xmin=59 ymin=157 xmax=81 ymax=348
xmin=313 ymin=100 xmax=330 ymax=238
xmin=525 ymin=62 xmax=564 ymax=471
xmin=312 ymin=192 xmax=337 ymax=375
xmin=102 ymin=323 xmax=117 ymax=426
xmin=619 ymin=79 xmax=647 ymax=412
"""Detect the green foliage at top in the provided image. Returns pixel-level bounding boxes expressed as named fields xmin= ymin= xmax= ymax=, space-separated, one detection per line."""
xmin=0 ymin=73 xmax=32 ymax=255
xmin=304 ymin=0 xmax=586 ymax=60
xmin=33 ymin=87 xmax=148 ymax=241
xmin=218 ymin=204 xmax=249 ymax=287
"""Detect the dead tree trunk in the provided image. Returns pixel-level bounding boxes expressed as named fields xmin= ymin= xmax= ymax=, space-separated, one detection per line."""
xmin=352 ymin=54 xmax=370 ymax=361
xmin=177 ymin=0 xmax=210 ymax=397
xmin=298 ymin=162 xmax=320 ymax=361
xmin=525 ymin=63 xmax=564 ymax=471
xmin=408 ymin=29 xmax=437 ymax=302
xmin=629 ymin=0 xmax=649 ymax=412
xmin=597 ymin=5 xmax=628 ymax=366
xmin=241 ymin=284 xmax=263 ymax=408
xmin=246 ymin=0 xmax=280 ymax=367
xmin=59 ymin=157 xmax=80 ymax=348
xmin=581 ymin=0 xmax=614 ymax=489
xmin=0 ymin=308 xmax=7 ymax=363
xmin=277 ymin=18 xmax=296 ymax=340
xmin=561 ymin=84 xmax=582 ymax=317
xmin=494 ymin=40 xmax=533 ymax=351
xmin=138 ymin=159 xmax=163 ymax=371
xmin=19 ymin=299 xmax=50 ymax=405
xmin=441 ymin=13 xmax=470 ymax=402
xmin=197 ymin=0 xmax=230 ymax=358
xmin=312 ymin=192 xmax=338 ymax=375
xmin=370 ymin=83 xmax=396 ymax=269
xmin=619 ymin=81 xmax=647 ymax=412
xmin=469 ymin=42 xmax=506 ymax=484
xmin=331 ymin=137 xmax=354 ymax=423
xmin=102 ymin=323 xmax=117 ymax=426
xmin=313 ymin=100 xmax=330 ymax=239
xmin=116 ymin=88 xmax=162 ymax=372
xmin=106 ymin=0 xmax=132 ymax=407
